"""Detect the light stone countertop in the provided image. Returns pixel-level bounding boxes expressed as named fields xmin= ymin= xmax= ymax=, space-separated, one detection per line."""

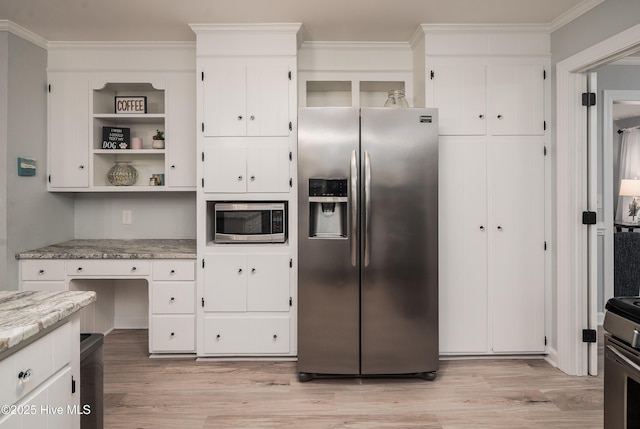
xmin=15 ymin=239 xmax=196 ymax=260
xmin=0 ymin=290 xmax=96 ymax=355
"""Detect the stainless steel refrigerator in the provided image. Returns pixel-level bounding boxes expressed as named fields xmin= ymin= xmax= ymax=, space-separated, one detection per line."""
xmin=297 ymin=107 xmax=439 ymax=381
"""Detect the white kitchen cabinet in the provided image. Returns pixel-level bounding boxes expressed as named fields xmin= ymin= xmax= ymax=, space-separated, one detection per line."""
xmin=438 ymin=137 xmax=545 ymax=354
xmin=203 ymin=253 xmax=290 ymax=312
xmin=201 ymin=58 xmax=293 ymax=137
xmin=20 ymin=260 xmax=66 ymax=292
xmin=203 ymin=144 xmax=290 ymax=193
xmin=0 ymin=319 xmax=80 ymax=429
xmin=428 ymin=60 xmax=545 ymax=136
xmin=48 ymin=75 xmax=90 ymax=189
xmin=203 ymin=316 xmax=290 ymax=355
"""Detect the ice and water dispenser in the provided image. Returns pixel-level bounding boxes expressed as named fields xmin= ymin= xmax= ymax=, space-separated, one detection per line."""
xmin=308 ymin=178 xmax=349 ymax=239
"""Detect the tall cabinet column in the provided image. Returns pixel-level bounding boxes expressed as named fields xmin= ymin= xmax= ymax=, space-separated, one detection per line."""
xmin=191 ymin=24 xmax=302 ymax=358
xmin=414 ymin=25 xmax=551 ymax=355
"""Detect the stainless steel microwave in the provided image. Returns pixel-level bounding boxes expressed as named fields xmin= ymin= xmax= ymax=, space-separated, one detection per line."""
xmin=214 ymin=202 xmax=287 ymax=243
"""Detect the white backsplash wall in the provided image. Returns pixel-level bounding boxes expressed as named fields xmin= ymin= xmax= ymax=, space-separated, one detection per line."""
xmin=74 ymin=193 xmax=196 ymax=239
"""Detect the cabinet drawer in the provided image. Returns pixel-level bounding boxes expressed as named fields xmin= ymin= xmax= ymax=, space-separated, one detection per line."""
xmin=66 ymin=260 xmax=150 ymax=276
xmin=21 ymin=281 xmax=67 ymax=292
xmin=20 ymin=260 xmax=65 ymax=281
xmin=152 ymin=282 xmax=195 ymax=314
xmin=203 ymin=316 xmax=290 ymax=355
xmin=151 ymin=315 xmax=195 ymax=352
xmin=152 ymin=260 xmax=195 ymax=281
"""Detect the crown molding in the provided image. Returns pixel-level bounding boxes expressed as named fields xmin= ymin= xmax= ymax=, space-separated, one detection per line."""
xmin=549 ymin=0 xmax=605 ymax=32
xmin=47 ymin=41 xmax=195 ymax=51
xmin=300 ymin=41 xmax=410 ymax=51
xmin=0 ymin=20 xmax=47 ymax=49
xmin=189 ymin=23 xmax=302 ymax=35
xmin=419 ymin=23 xmax=551 ymax=34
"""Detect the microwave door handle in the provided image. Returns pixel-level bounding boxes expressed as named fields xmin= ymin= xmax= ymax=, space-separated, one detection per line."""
xmin=364 ymin=150 xmax=371 ymax=267
xmin=350 ymin=149 xmax=358 ymax=267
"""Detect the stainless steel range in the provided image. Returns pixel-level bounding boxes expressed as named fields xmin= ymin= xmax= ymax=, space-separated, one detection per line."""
xmin=603 ymin=297 xmax=640 ymax=429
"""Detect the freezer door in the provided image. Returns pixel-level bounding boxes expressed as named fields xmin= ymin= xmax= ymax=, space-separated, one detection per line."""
xmin=360 ymin=108 xmax=439 ymax=375
xmin=297 ymin=107 xmax=361 ymax=375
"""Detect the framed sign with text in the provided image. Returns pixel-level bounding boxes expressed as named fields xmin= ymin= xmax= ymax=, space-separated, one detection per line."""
xmin=115 ymin=96 xmax=147 ymax=114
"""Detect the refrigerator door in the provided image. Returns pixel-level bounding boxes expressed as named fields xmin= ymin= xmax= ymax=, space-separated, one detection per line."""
xmin=360 ymin=108 xmax=439 ymax=375
xmin=297 ymin=107 xmax=361 ymax=375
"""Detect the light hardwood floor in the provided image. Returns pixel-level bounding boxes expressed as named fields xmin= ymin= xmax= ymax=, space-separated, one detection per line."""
xmin=104 ymin=329 xmax=604 ymax=429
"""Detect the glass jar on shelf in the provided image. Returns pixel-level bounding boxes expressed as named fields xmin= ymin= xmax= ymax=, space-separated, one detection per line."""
xmin=384 ymin=89 xmax=409 ymax=108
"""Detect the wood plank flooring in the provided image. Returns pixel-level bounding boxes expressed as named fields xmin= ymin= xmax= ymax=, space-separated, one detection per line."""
xmin=104 ymin=330 xmax=604 ymax=429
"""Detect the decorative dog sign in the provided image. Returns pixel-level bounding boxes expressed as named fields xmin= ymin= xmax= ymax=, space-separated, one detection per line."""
xmin=102 ymin=127 xmax=131 ymax=149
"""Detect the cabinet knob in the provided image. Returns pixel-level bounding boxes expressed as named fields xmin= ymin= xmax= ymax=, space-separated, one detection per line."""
xmin=77 ymin=267 xmax=83 ymax=273
xmin=216 ymin=334 xmax=221 ymax=340
xmin=478 ymin=114 xmax=484 ymax=119
xmin=238 ymin=268 xmax=243 ymax=274
xmin=170 ymin=332 xmax=175 ymax=337
xmin=38 ymin=269 xmax=45 ymax=275
xmin=497 ymin=114 xmax=503 ymax=119
xmin=251 ymin=268 xmax=256 ymax=274
xmin=79 ymin=165 xmax=85 ymax=170
xmin=497 ymin=226 xmax=503 ymax=231
xmin=479 ymin=226 xmax=485 ymax=231
xmin=170 ymin=297 xmax=175 ymax=302
xmin=237 ymin=175 xmax=243 ymax=181
xmin=18 ymin=369 xmax=32 ymax=382
xmin=170 ymin=165 xmax=176 ymax=169
xmin=273 ymin=334 xmax=278 ymax=340
xmin=237 ymin=115 xmax=243 ymax=120
xmin=131 ymin=266 xmax=137 ymax=272
xmin=170 ymin=269 xmax=176 ymax=275
xmin=250 ymin=115 xmax=255 ymax=121
xmin=250 ymin=175 xmax=256 ymax=181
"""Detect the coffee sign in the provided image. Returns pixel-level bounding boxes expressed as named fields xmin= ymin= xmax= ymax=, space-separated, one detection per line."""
xmin=102 ymin=127 xmax=131 ymax=149
xmin=115 ymin=96 xmax=147 ymax=114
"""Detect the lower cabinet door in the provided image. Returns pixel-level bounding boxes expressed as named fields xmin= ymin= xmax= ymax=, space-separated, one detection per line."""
xmin=203 ymin=316 xmax=290 ymax=355
xmin=151 ymin=315 xmax=195 ymax=352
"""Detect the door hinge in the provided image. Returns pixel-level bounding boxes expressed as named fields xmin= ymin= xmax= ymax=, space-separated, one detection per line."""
xmin=544 ymin=146 xmax=547 ymax=156
xmin=582 ymin=211 xmax=597 ymax=225
xmin=582 ymin=92 xmax=596 ymax=106
xmin=201 ymin=122 xmax=205 ymax=132
xmin=201 ymin=178 xmax=204 ymax=188
xmin=544 ymin=336 xmax=547 ymax=346
xmin=48 ymin=84 xmax=51 ymax=93
xmin=289 ymin=297 xmax=293 ymax=307
xmin=201 ymin=152 xmax=205 ymax=162
xmin=288 ymin=71 xmax=292 ymax=80
xmin=71 ymin=376 xmax=76 ymax=393
xmin=289 ymin=258 xmax=293 ymax=268
xmin=201 ymin=297 xmax=205 ymax=307
xmin=582 ymin=329 xmax=597 ymax=343
xmin=289 ymin=151 xmax=292 ymax=161
xmin=430 ymin=70 xmax=434 ymax=80
xmin=202 ymin=258 xmax=205 ymax=268
xmin=48 ymin=174 xmax=51 ymax=183
xmin=544 ymin=241 xmax=547 ymax=251
xmin=543 ymin=70 xmax=547 ymax=80
xmin=201 ymin=71 xmax=204 ymax=81
xmin=289 ymin=121 xmax=292 ymax=131
xmin=543 ymin=121 xmax=547 ymax=131
xmin=289 ymin=178 xmax=293 ymax=188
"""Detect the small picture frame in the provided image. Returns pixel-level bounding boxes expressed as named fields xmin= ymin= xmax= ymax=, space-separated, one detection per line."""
xmin=115 ymin=96 xmax=147 ymax=114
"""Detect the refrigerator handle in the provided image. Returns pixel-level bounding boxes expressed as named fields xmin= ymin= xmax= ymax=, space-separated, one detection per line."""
xmin=364 ymin=150 xmax=371 ymax=267
xmin=350 ymin=149 xmax=358 ymax=266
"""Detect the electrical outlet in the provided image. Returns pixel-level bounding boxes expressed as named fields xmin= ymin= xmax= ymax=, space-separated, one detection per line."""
xmin=122 ymin=210 xmax=132 ymax=225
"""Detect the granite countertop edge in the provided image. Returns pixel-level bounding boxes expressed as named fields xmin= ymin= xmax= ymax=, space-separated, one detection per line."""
xmin=15 ymin=239 xmax=197 ymax=260
xmin=0 ymin=291 xmax=97 ymax=355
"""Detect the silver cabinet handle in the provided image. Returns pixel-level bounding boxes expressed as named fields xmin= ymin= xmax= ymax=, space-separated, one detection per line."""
xmin=237 ymin=175 xmax=243 ymax=181
xmin=479 ymin=114 xmax=484 ymax=119
xmin=216 ymin=334 xmax=221 ymax=340
xmin=237 ymin=115 xmax=243 ymax=120
xmin=170 ymin=332 xmax=175 ymax=337
xmin=251 ymin=268 xmax=256 ymax=274
xmin=497 ymin=114 xmax=503 ymax=119
xmin=38 ymin=269 xmax=45 ymax=275
xmin=170 ymin=297 xmax=175 ymax=302
xmin=497 ymin=226 xmax=503 ymax=231
xmin=131 ymin=266 xmax=137 ymax=272
xmin=238 ymin=268 xmax=243 ymax=274
xmin=364 ymin=150 xmax=372 ymax=267
xmin=170 ymin=269 xmax=176 ymax=275
xmin=170 ymin=165 xmax=176 ymax=169
xmin=250 ymin=175 xmax=256 ymax=181
xmin=273 ymin=334 xmax=278 ymax=340
xmin=79 ymin=165 xmax=85 ymax=169
xmin=77 ymin=267 xmax=83 ymax=273
xmin=350 ymin=150 xmax=358 ymax=267
xmin=250 ymin=115 xmax=255 ymax=120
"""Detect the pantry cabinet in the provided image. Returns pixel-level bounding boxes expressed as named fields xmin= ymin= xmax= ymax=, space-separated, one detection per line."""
xmin=420 ymin=25 xmax=550 ymax=355
xmin=201 ymin=58 xmax=293 ymax=137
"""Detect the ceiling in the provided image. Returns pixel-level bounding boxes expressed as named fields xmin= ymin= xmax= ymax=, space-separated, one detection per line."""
xmin=0 ymin=0 xmax=590 ymax=43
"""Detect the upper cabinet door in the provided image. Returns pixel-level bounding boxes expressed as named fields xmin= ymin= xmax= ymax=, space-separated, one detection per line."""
xmin=490 ymin=64 xmax=545 ymax=136
xmin=203 ymin=145 xmax=247 ymax=193
xmin=428 ymin=61 xmax=486 ymax=136
xmin=201 ymin=58 xmax=292 ymax=137
xmin=48 ymin=76 xmax=90 ymax=188
xmin=165 ymin=76 xmax=196 ymax=188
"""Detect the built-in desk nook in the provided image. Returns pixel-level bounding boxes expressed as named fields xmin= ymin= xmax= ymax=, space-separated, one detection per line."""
xmin=16 ymin=239 xmax=197 ymax=356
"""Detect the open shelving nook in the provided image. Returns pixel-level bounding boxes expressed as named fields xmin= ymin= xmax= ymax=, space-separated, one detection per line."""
xmin=91 ymin=81 xmax=168 ymax=189
xmin=300 ymin=75 xmax=410 ymax=108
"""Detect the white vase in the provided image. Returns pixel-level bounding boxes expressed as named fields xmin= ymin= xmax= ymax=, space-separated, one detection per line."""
xmin=152 ymin=139 xmax=165 ymax=149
